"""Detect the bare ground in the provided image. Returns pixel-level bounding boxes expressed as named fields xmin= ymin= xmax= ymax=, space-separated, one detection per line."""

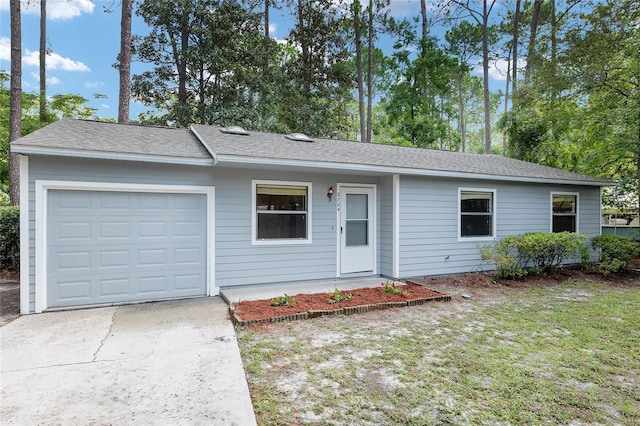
xmin=0 ymin=271 xmax=19 ymax=326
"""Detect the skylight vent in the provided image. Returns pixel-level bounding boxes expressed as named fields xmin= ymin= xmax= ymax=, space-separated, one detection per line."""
xmin=285 ymin=133 xmax=314 ymax=142
xmin=221 ymin=126 xmax=250 ymax=136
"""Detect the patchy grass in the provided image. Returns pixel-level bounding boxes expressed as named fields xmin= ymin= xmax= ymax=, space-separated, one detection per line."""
xmin=237 ymin=280 xmax=640 ymax=425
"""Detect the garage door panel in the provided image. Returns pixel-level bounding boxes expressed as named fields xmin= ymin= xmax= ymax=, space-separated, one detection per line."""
xmin=99 ymin=193 xmax=132 ymax=209
xmin=138 ymin=276 xmax=167 ymax=294
xmin=99 ymin=250 xmax=131 ymax=268
xmin=58 ymin=280 xmax=91 ymax=300
xmin=56 ymin=251 xmax=92 ymax=271
xmin=174 ymin=247 xmax=203 ymax=265
xmin=138 ymin=221 xmax=168 ymax=238
xmin=100 ymin=278 xmax=131 ymax=296
xmin=56 ymin=221 xmax=92 ymax=240
xmin=47 ymin=190 xmax=208 ymax=308
xmin=55 ymin=192 xmax=92 ymax=210
xmin=175 ymin=274 xmax=203 ymax=291
xmin=138 ymin=249 xmax=167 ymax=267
xmin=100 ymin=222 xmax=130 ymax=238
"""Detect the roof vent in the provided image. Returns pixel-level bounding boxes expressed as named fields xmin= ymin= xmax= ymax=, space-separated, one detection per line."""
xmin=221 ymin=126 xmax=250 ymax=136
xmin=285 ymin=133 xmax=314 ymax=142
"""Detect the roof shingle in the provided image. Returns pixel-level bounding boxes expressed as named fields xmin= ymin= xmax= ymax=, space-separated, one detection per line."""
xmin=10 ymin=119 xmax=610 ymax=186
xmin=192 ymin=125 xmax=610 ymax=185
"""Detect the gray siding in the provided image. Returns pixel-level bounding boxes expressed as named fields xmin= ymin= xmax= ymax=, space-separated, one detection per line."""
xmin=25 ymin=155 xmax=602 ymax=313
xmin=380 ymin=175 xmax=394 ymax=276
xmin=213 ymin=169 xmax=377 ymax=287
xmin=26 ymin=156 xmax=214 ymax=313
xmin=26 ymin=156 xmax=381 ymax=312
xmin=398 ymin=176 xmax=602 ymax=278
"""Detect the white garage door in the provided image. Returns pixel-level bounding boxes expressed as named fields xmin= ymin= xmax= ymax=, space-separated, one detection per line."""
xmin=47 ymin=190 xmax=208 ymax=308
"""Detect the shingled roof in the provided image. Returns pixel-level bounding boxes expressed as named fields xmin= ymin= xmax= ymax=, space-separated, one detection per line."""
xmin=11 ymin=119 xmax=213 ymax=164
xmin=191 ymin=125 xmax=610 ymax=186
xmin=11 ymin=119 xmax=610 ymax=186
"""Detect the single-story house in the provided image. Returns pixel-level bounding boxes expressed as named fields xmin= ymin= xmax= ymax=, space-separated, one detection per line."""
xmin=11 ymin=119 xmax=611 ymax=314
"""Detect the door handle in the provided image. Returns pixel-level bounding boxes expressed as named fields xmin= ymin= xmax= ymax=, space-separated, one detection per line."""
xmin=340 ymin=226 xmax=343 ymax=234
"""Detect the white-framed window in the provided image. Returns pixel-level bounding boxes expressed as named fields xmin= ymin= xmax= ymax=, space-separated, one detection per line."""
xmin=252 ymin=180 xmax=312 ymax=245
xmin=459 ymin=188 xmax=496 ymax=240
xmin=551 ymin=192 xmax=578 ymax=233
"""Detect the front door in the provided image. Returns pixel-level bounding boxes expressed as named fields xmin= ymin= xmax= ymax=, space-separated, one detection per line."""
xmin=339 ymin=186 xmax=375 ymax=274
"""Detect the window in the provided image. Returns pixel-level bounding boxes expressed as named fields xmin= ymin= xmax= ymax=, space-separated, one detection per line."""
xmin=252 ymin=180 xmax=311 ymax=244
xmin=552 ymin=193 xmax=577 ymax=233
xmin=459 ymin=189 xmax=496 ymax=239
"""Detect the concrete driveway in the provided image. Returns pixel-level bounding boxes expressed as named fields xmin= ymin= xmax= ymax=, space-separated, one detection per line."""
xmin=0 ymin=297 xmax=256 ymax=425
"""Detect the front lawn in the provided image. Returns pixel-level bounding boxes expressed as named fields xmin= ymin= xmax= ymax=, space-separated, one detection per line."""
xmin=237 ymin=279 xmax=640 ymax=425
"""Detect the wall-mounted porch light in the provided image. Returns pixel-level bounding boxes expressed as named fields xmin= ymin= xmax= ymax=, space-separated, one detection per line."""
xmin=327 ymin=186 xmax=334 ymax=201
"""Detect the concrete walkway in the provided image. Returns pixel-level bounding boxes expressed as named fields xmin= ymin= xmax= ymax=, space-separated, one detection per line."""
xmin=221 ymin=276 xmax=391 ymax=304
xmin=0 ymin=297 xmax=256 ymax=425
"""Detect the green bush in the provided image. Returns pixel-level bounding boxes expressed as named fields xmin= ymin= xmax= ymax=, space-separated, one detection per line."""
xmin=481 ymin=232 xmax=589 ymax=279
xmin=0 ymin=205 xmax=20 ymax=272
xmin=591 ymin=234 xmax=639 ymax=274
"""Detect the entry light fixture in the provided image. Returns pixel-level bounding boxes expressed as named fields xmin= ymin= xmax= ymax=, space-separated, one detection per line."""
xmin=327 ymin=186 xmax=334 ymax=201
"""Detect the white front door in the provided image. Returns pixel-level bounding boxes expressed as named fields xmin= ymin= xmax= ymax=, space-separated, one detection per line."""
xmin=339 ymin=186 xmax=375 ymax=274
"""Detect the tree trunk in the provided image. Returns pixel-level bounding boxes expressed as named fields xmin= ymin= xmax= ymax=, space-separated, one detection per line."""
xmin=264 ymin=0 xmax=270 ymax=43
xmin=503 ymin=54 xmax=511 ymax=156
xmin=550 ymin=0 xmax=557 ymax=98
xmin=482 ymin=0 xmax=492 ymax=154
xmin=9 ymin=0 xmax=21 ymax=206
xmin=118 ymin=0 xmax=132 ymax=123
xmin=525 ymin=0 xmax=542 ymax=82
xmin=420 ymin=0 xmax=429 ymax=99
xmin=511 ymin=0 xmax=520 ymax=92
xmin=457 ymin=69 xmax=466 ymax=152
xmin=365 ymin=1 xmax=374 ymax=144
xmin=353 ymin=1 xmax=366 ymax=142
xmin=39 ymin=0 xmax=46 ymax=122
xmin=298 ymin=0 xmax=311 ymax=96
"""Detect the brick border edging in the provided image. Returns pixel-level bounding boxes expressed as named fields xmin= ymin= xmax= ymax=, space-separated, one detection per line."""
xmin=229 ymin=292 xmax=452 ymax=327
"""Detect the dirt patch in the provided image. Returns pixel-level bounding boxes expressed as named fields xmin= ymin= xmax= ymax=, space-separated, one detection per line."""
xmin=0 ymin=271 xmax=20 ymax=326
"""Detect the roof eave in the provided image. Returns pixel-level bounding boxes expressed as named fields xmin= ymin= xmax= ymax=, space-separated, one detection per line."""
xmin=215 ymin=154 xmax=613 ymax=187
xmin=11 ymin=145 xmax=216 ymax=167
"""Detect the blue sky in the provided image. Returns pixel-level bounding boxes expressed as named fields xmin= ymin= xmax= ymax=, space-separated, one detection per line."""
xmin=0 ymin=0 xmax=510 ymax=121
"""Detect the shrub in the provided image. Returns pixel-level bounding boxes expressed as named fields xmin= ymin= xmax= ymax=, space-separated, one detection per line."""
xmin=591 ymin=234 xmax=639 ymax=274
xmin=270 ymin=294 xmax=296 ymax=306
xmin=0 ymin=206 xmax=20 ymax=272
xmin=480 ymin=232 xmax=588 ymax=279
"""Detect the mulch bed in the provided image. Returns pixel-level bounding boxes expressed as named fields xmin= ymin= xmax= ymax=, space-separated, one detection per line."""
xmin=230 ymin=283 xmax=451 ymax=327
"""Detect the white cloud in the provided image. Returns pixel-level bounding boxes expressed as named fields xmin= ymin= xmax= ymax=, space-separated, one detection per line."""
xmin=0 ymin=38 xmax=8 ymax=62
xmin=474 ymin=57 xmax=527 ymax=82
xmin=24 ymin=49 xmax=90 ymax=72
xmin=28 ymin=72 xmax=61 ymax=85
xmin=1 ymin=0 xmax=95 ymax=20
xmin=269 ymin=23 xmax=277 ymax=37
xmin=85 ymin=81 xmax=103 ymax=89
xmin=387 ymin=0 xmax=438 ymax=18
xmin=101 ymin=104 xmax=109 ymax=109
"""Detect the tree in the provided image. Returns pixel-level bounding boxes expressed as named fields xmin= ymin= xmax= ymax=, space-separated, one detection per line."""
xmin=446 ymin=0 xmax=498 ymax=154
xmin=40 ymin=0 xmax=47 ymax=123
xmin=524 ymin=0 xmax=542 ymax=82
xmin=511 ymin=0 xmax=521 ymax=91
xmin=352 ymin=0 xmax=366 ymax=141
xmin=118 ymin=0 xmax=132 ymax=123
xmin=445 ymin=21 xmax=483 ymax=152
xmin=502 ymin=0 xmax=639 ymax=213
xmin=385 ymin=38 xmax=458 ymax=149
xmin=133 ymin=0 xmax=265 ymax=128
xmin=9 ymin=0 xmax=21 ymax=205
xmin=1 ymin=73 xmax=98 ymax=201
xmin=278 ymin=0 xmax=353 ymax=136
